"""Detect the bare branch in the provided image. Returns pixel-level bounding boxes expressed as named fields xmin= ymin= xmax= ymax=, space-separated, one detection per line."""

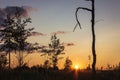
xmin=73 ymin=7 xmax=92 ymax=32
xmin=23 ymin=54 xmax=29 ymax=59
xmin=75 ymin=7 xmax=82 ymax=31
xmin=73 ymin=23 xmax=78 ymax=32
xmin=85 ymin=0 xmax=92 ymax=1
xmin=77 ymin=7 xmax=92 ymax=12
xmin=95 ymin=19 xmax=104 ymax=23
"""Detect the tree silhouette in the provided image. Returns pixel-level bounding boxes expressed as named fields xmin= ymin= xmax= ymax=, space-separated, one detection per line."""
xmin=73 ymin=0 xmax=96 ymax=74
xmin=86 ymin=55 xmax=91 ymax=70
xmin=41 ymin=34 xmax=65 ymax=70
xmin=0 ymin=54 xmax=8 ymax=69
xmin=64 ymin=57 xmax=72 ymax=71
xmin=0 ymin=15 xmax=17 ymax=69
xmin=0 ymin=8 xmax=36 ymax=68
xmin=43 ymin=60 xmax=51 ymax=69
xmin=12 ymin=17 xmax=34 ymax=67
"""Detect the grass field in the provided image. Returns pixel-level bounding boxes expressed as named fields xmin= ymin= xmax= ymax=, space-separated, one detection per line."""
xmin=0 ymin=67 xmax=120 ymax=80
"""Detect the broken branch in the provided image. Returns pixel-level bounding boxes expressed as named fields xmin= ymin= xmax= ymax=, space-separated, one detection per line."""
xmin=73 ymin=7 xmax=92 ymax=32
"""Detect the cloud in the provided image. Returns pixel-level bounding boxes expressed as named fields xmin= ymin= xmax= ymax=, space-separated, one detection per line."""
xmin=51 ymin=31 xmax=67 ymax=35
xmin=22 ymin=6 xmax=37 ymax=14
xmin=63 ymin=42 xmax=75 ymax=46
xmin=31 ymin=31 xmax=46 ymax=36
xmin=0 ymin=6 xmax=35 ymax=27
xmin=5 ymin=6 xmax=28 ymax=18
xmin=0 ymin=8 xmax=5 ymax=26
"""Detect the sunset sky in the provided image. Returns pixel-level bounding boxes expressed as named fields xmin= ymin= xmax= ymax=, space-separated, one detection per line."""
xmin=0 ymin=0 xmax=120 ymax=69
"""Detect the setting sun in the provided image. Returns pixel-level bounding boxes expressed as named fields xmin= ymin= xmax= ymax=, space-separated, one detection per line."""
xmin=74 ymin=64 xmax=79 ymax=70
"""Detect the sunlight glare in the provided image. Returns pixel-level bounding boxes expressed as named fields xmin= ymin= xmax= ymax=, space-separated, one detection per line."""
xmin=74 ymin=64 xmax=79 ymax=70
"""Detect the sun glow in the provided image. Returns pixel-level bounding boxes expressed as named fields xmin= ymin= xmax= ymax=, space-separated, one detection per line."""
xmin=74 ymin=64 xmax=79 ymax=70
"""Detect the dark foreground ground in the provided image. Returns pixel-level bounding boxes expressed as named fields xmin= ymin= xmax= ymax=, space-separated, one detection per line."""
xmin=0 ymin=68 xmax=120 ymax=80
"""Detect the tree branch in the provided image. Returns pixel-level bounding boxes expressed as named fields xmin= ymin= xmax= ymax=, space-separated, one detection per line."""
xmin=77 ymin=7 xmax=92 ymax=12
xmin=95 ymin=19 xmax=104 ymax=23
xmin=73 ymin=7 xmax=92 ymax=32
xmin=85 ymin=0 xmax=92 ymax=1
xmin=73 ymin=23 xmax=78 ymax=32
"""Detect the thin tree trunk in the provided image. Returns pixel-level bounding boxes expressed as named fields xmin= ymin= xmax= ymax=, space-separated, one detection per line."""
xmin=8 ymin=51 xmax=11 ymax=69
xmin=8 ymin=38 xmax=11 ymax=69
xmin=19 ymin=50 xmax=21 ymax=67
xmin=91 ymin=0 xmax=96 ymax=74
xmin=21 ymin=51 xmax=23 ymax=66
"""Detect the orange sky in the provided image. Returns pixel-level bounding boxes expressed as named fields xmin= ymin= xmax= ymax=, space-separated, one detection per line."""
xmin=1 ymin=0 xmax=120 ymax=69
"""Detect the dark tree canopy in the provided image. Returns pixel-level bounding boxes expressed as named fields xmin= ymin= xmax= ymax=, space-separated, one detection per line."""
xmin=0 ymin=54 xmax=8 ymax=69
xmin=43 ymin=60 xmax=51 ymax=69
xmin=41 ymin=34 xmax=65 ymax=70
xmin=64 ymin=57 xmax=72 ymax=71
xmin=0 ymin=10 xmax=36 ymax=67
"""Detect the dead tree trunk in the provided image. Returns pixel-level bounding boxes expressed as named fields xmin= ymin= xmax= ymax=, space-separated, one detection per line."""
xmin=91 ymin=0 xmax=96 ymax=74
xmin=73 ymin=0 xmax=96 ymax=74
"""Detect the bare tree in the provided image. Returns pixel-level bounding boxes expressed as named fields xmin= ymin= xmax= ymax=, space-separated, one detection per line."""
xmin=73 ymin=0 xmax=96 ymax=74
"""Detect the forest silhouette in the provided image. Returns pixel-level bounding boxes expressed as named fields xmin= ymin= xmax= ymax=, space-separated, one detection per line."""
xmin=0 ymin=0 xmax=120 ymax=80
